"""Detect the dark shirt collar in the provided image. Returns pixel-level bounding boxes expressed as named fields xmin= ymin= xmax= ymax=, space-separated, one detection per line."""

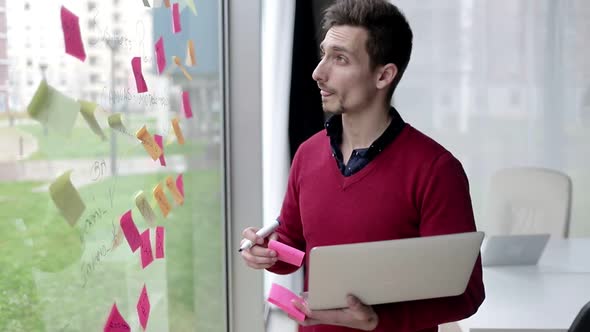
xmin=324 ymin=107 xmax=406 ymax=176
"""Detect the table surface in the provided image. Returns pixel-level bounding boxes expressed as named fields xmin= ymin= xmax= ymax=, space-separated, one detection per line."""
xmin=457 ymin=238 xmax=590 ymax=332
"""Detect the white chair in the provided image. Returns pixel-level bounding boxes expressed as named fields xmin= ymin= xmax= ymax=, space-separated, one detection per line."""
xmin=481 ymin=167 xmax=572 ymax=238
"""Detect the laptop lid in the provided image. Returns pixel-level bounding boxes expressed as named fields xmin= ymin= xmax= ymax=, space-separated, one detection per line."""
xmin=306 ymin=231 xmax=484 ymax=310
xmin=481 ymin=234 xmax=550 ymax=267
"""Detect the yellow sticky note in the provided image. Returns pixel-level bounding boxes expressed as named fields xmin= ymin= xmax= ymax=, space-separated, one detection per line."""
xmin=79 ymin=100 xmax=106 ymax=140
xmin=153 ymin=183 xmax=171 ymax=218
xmin=111 ymin=225 xmax=124 ymax=250
xmin=186 ymin=40 xmax=196 ymax=66
xmin=136 ymin=125 xmax=163 ymax=160
xmin=27 ymin=80 xmax=80 ymax=136
xmin=165 ymin=175 xmax=184 ymax=205
xmin=135 ymin=191 xmax=157 ymax=227
xmin=185 ymin=0 xmax=198 ymax=15
xmin=49 ymin=170 xmax=86 ymax=226
xmin=171 ymin=118 xmax=185 ymax=145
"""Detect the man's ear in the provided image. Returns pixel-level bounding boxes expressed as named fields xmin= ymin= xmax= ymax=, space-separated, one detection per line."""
xmin=375 ymin=63 xmax=398 ymax=90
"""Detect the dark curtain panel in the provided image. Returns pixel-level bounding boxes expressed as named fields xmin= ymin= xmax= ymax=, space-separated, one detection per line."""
xmin=288 ymin=0 xmax=325 ymax=162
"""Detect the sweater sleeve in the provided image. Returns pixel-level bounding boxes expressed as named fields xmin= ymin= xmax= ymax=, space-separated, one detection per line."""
xmin=266 ymin=148 xmax=306 ymax=275
xmin=373 ymin=152 xmax=485 ymax=331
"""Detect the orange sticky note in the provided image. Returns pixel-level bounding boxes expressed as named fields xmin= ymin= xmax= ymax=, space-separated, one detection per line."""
xmin=186 ymin=40 xmax=196 ymax=66
xmin=166 ymin=175 xmax=184 ymax=205
xmin=171 ymin=118 xmax=185 ymax=145
xmin=136 ymin=125 xmax=162 ymax=161
xmin=153 ymin=183 xmax=171 ymax=218
xmin=164 ymin=0 xmax=171 ymax=8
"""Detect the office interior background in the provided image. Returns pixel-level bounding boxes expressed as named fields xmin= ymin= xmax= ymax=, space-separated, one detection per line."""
xmin=0 ymin=0 xmax=588 ymax=331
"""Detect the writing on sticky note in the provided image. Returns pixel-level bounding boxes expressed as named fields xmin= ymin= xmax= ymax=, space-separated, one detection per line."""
xmin=136 ymin=284 xmax=151 ymax=330
xmin=103 ymin=302 xmax=130 ymax=332
xmin=27 ymin=80 xmax=80 ymax=136
xmin=131 ymin=57 xmax=148 ymax=93
xmin=79 ymin=100 xmax=106 ymax=140
xmin=182 ymin=91 xmax=193 ymax=118
xmin=165 ymin=175 xmax=184 ymax=205
xmin=268 ymin=240 xmax=305 ymax=267
xmin=176 ymin=174 xmax=184 ymax=197
xmin=135 ymin=191 xmax=156 ymax=228
xmin=61 ymin=6 xmax=86 ymax=62
xmin=154 ymin=134 xmax=166 ymax=166
xmin=140 ymin=229 xmax=154 ymax=269
xmin=156 ymin=226 xmax=165 ymax=259
xmin=120 ymin=210 xmax=142 ymax=252
xmin=267 ymin=283 xmax=306 ymax=323
xmin=172 ymin=3 xmax=181 ymax=33
xmin=186 ymin=40 xmax=196 ymax=66
xmin=153 ymin=183 xmax=171 ymax=218
xmin=155 ymin=36 xmax=166 ymax=74
xmin=136 ymin=125 xmax=162 ymax=161
xmin=49 ymin=170 xmax=86 ymax=227
xmin=171 ymin=117 xmax=185 ymax=145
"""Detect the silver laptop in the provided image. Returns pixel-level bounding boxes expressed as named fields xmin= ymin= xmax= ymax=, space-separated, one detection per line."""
xmin=481 ymin=234 xmax=550 ymax=267
xmin=306 ymin=232 xmax=484 ymax=310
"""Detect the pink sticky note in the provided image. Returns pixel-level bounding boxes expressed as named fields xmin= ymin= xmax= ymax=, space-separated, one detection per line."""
xmin=120 ymin=210 xmax=142 ymax=253
xmin=155 ymin=226 xmax=165 ymax=259
xmin=60 ymin=6 xmax=86 ymax=61
xmin=267 ymin=283 xmax=306 ymax=322
xmin=131 ymin=57 xmax=148 ymax=93
xmin=140 ymin=229 xmax=154 ymax=269
xmin=268 ymin=240 xmax=305 ymax=267
xmin=176 ymin=174 xmax=184 ymax=197
xmin=155 ymin=36 xmax=166 ymax=74
xmin=154 ymin=134 xmax=166 ymax=166
xmin=182 ymin=91 xmax=193 ymax=118
xmin=103 ymin=302 xmax=130 ymax=332
xmin=136 ymin=284 xmax=151 ymax=330
xmin=172 ymin=3 xmax=182 ymax=33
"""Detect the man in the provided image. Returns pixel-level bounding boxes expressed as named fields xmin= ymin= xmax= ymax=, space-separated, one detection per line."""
xmin=241 ymin=0 xmax=485 ymax=331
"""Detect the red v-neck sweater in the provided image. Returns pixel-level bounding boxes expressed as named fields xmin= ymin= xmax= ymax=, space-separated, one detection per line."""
xmin=268 ymin=124 xmax=485 ymax=332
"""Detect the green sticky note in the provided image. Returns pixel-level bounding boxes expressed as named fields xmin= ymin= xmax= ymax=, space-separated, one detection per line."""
xmin=49 ymin=170 xmax=86 ymax=227
xmin=79 ymin=100 xmax=106 ymax=140
xmin=27 ymin=80 xmax=80 ymax=136
xmin=108 ymin=113 xmax=129 ymax=135
xmin=185 ymin=0 xmax=198 ymax=15
xmin=135 ymin=191 xmax=157 ymax=228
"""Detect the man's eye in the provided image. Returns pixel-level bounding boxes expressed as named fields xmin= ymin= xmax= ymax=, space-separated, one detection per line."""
xmin=336 ymin=55 xmax=347 ymax=63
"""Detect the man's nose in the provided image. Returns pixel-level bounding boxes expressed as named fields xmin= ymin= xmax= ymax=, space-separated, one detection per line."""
xmin=312 ymin=59 xmax=326 ymax=82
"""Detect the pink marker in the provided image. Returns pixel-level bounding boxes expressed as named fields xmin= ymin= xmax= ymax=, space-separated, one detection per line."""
xmin=131 ymin=57 xmax=148 ymax=93
xmin=136 ymin=284 xmax=151 ymax=330
xmin=267 ymin=283 xmax=306 ymax=322
xmin=268 ymin=240 xmax=305 ymax=267
xmin=155 ymin=36 xmax=166 ymax=74
xmin=182 ymin=91 xmax=193 ymax=118
xmin=172 ymin=3 xmax=182 ymax=33
xmin=140 ymin=229 xmax=154 ymax=269
xmin=120 ymin=210 xmax=141 ymax=253
xmin=154 ymin=134 xmax=166 ymax=166
xmin=155 ymin=226 xmax=165 ymax=259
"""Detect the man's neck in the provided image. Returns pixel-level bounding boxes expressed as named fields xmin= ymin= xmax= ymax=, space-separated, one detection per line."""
xmin=341 ymin=104 xmax=392 ymax=151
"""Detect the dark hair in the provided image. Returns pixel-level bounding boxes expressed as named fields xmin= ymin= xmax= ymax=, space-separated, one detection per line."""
xmin=321 ymin=0 xmax=413 ymax=101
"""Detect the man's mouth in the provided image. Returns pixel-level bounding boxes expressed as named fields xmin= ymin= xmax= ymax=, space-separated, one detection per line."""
xmin=320 ymin=89 xmax=334 ymax=97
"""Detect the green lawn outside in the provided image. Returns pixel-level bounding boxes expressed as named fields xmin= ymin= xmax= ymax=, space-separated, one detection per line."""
xmin=0 ymin=170 xmax=225 ymax=332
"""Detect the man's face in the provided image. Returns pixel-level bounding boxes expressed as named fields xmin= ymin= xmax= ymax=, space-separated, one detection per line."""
xmin=312 ymin=25 xmax=377 ymax=114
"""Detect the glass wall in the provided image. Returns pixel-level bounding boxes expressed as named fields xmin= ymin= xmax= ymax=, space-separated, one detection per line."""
xmin=395 ymin=0 xmax=590 ymax=236
xmin=0 ymin=1 xmax=226 ymax=331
